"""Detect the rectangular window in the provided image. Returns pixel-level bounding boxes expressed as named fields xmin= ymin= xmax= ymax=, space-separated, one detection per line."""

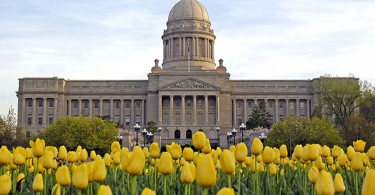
xmin=27 ymin=115 xmax=32 ymax=126
xmin=136 ymin=115 xmax=141 ymax=124
xmin=279 ymin=102 xmax=284 ymax=109
xmin=125 ymin=115 xmax=130 ymax=126
xmin=48 ymin=115 xmax=53 ymax=124
xmin=269 ymin=101 xmax=274 ymax=109
xmin=83 ymin=101 xmax=89 ymax=108
xmin=198 ymin=100 xmax=203 ymax=107
xmin=300 ymin=102 xmax=305 ymax=108
xmin=175 ymin=99 xmax=180 ymax=107
xmin=115 ymin=101 xmax=120 ymax=109
xmin=73 ymin=101 xmax=78 ymax=108
xmin=125 ymin=101 xmax=131 ymax=108
xmin=248 ymin=101 xmax=253 ymax=109
xmin=38 ymin=99 xmax=43 ymax=107
xmin=38 ymin=115 xmax=43 ymax=125
xmin=187 ymin=99 xmax=192 ymax=107
xmin=237 ymin=116 xmax=242 ymax=125
xmin=114 ymin=115 xmax=120 ymax=123
xmin=27 ymin=99 xmax=33 ymax=107
xmin=289 ymin=102 xmax=294 ymax=109
xmin=49 ymin=99 xmax=54 ymax=107
xmin=94 ymin=101 xmax=99 ymax=109
xmin=209 ymin=99 xmax=215 ymax=107
xmin=136 ymin=101 xmax=141 ymax=108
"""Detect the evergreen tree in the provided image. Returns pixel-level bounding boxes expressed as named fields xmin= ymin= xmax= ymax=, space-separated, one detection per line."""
xmin=246 ymin=100 xmax=273 ymax=129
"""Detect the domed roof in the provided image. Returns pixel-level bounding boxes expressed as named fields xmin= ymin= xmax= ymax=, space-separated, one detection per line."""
xmin=168 ymin=0 xmax=210 ymax=23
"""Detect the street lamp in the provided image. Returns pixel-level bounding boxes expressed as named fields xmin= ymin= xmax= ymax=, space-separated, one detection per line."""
xmin=259 ymin=132 xmax=267 ymax=143
xmin=147 ymin=131 xmax=154 ymax=144
xmin=226 ymin=131 xmax=232 ymax=147
xmin=239 ymin=123 xmax=246 ymax=142
xmin=142 ymin=128 xmax=148 ymax=147
xmin=134 ymin=123 xmax=140 ymax=146
xmin=231 ymin=128 xmax=237 ymax=145
xmin=216 ymin=127 xmax=220 ymax=139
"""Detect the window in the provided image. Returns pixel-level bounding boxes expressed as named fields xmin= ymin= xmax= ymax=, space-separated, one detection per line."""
xmin=198 ymin=100 xmax=203 ymax=107
xmin=136 ymin=101 xmax=141 ymax=108
xmin=175 ymin=99 xmax=180 ymax=107
xmin=73 ymin=101 xmax=78 ymax=108
xmin=125 ymin=101 xmax=131 ymax=108
xmin=38 ymin=115 xmax=43 ymax=125
xmin=187 ymin=99 xmax=192 ymax=107
xmin=48 ymin=115 xmax=53 ymax=124
xmin=114 ymin=115 xmax=120 ymax=123
xmin=248 ymin=101 xmax=253 ymax=109
xmin=136 ymin=115 xmax=141 ymax=124
xmin=279 ymin=102 xmax=284 ymax=109
xmin=289 ymin=102 xmax=294 ymax=109
xmin=49 ymin=99 xmax=54 ymax=107
xmin=27 ymin=115 xmax=32 ymax=126
xmin=237 ymin=101 xmax=243 ymax=109
xmin=115 ymin=101 xmax=120 ymax=109
xmin=174 ymin=130 xmax=181 ymax=139
xmin=269 ymin=101 xmax=274 ymax=109
xmin=94 ymin=101 xmax=99 ymax=109
xmin=38 ymin=99 xmax=43 ymax=107
xmin=83 ymin=101 xmax=89 ymax=108
xmin=27 ymin=99 xmax=33 ymax=107
xmin=186 ymin=129 xmax=192 ymax=139
xmin=237 ymin=116 xmax=242 ymax=125
xmin=300 ymin=102 xmax=305 ymax=108
xmin=209 ymin=99 xmax=215 ymax=107
xmin=125 ymin=116 xmax=130 ymax=126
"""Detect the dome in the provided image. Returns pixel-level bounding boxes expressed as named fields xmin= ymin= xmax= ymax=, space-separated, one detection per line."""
xmin=168 ymin=0 xmax=210 ymax=23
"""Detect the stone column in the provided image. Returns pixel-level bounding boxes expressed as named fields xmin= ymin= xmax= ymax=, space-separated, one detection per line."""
xmin=182 ymin=38 xmax=186 ymax=56
xmin=120 ymin=100 xmax=124 ymax=124
xmin=169 ymin=96 xmax=174 ymax=125
xmin=204 ymin=95 xmax=209 ymax=124
xmin=78 ymin=99 xmax=82 ymax=116
xmin=54 ymin=98 xmax=57 ymax=122
xmin=275 ymin=99 xmax=279 ymax=122
xmin=32 ymin=98 xmax=36 ymax=126
xmin=196 ymin=37 xmax=199 ymax=57
xmin=307 ymin=99 xmax=311 ymax=119
xmin=141 ymin=99 xmax=145 ymax=125
xmin=89 ymin=99 xmax=93 ymax=118
xmin=204 ymin=39 xmax=208 ymax=58
xmin=233 ymin=99 xmax=237 ymax=126
xmin=43 ymin=98 xmax=47 ymax=125
xmin=212 ymin=40 xmax=215 ymax=60
xmin=216 ymin=96 xmax=220 ymax=125
xmin=99 ymin=99 xmax=103 ymax=116
xmin=110 ymin=99 xmax=114 ymax=121
xmin=131 ymin=99 xmax=135 ymax=125
xmin=171 ymin=38 xmax=174 ymax=57
xmin=22 ymin=98 xmax=26 ymax=126
xmin=68 ymin=99 xmax=72 ymax=116
xmin=244 ymin=99 xmax=248 ymax=122
xmin=191 ymin=37 xmax=195 ymax=58
xmin=296 ymin=99 xmax=300 ymax=116
xmin=158 ymin=96 xmax=162 ymax=125
xmin=254 ymin=99 xmax=258 ymax=106
xmin=181 ymin=96 xmax=185 ymax=125
xmin=193 ymin=95 xmax=197 ymax=125
xmin=286 ymin=99 xmax=289 ymax=116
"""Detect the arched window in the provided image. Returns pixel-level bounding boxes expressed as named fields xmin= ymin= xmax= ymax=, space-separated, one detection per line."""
xmin=174 ymin=129 xmax=181 ymax=139
xmin=186 ymin=129 xmax=192 ymax=139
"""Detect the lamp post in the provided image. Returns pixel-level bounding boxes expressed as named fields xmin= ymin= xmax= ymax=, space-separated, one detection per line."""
xmin=239 ymin=123 xmax=246 ymax=142
xmin=259 ymin=132 xmax=267 ymax=143
xmin=226 ymin=131 xmax=232 ymax=147
xmin=134 ymin=123 xmax=140 ymax=146
xmin=142 ymin=128 xmax=148 ymax=147
xmin=147 ymin=131 xmax=154 ymax=144
xmin=231 ymin=128 xmax=237 ymax=145
xmin=216 ymin=127 xmax=220 ymax=139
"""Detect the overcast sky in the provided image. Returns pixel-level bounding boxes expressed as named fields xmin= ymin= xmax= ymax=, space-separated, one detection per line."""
xmin=1 ymin=0 xmax=375 ymax=117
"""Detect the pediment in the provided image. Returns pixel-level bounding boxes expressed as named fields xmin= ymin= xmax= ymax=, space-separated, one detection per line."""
xmin=160 ymin=78 xmax=220 ymax=91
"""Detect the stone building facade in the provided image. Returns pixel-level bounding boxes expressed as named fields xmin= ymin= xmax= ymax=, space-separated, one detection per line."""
xmin=16 ymin=0 xmax=319 ymax=147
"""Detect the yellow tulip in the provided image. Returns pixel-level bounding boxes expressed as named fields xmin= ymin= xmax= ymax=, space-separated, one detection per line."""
xmin=293 ymin=144 xmax=303 ymax=160
xmin=220 ymin=149 xmax=235 ymax=175
xmin=159 ymin=152 xmax=173 ymax=175
xmin=353 ymin=140 xmax=366 ymax=152
xmin=308 ymin=144 xmax=320 ymax=161
xmin=347 ymin=146 xmax=355 ymax=161
xmin=79 ymin=149 xmax=88 ymax=162
xmin=43 ymin=150 xmax=55 ymax=169
xmin=337 ymin=154 xmax=348 ymax=167
xmin=0 ymin=146 xmax=12 ymax=165
xmin=235 ymin=142 xmax=248 ymax=163
xmin=314 ymin=157 xmax=325 ymax=171
xmin=0 ymin=174 xmax=11 ymax=195
xmin=332 ymin=146 xmax=342 ymax=158
xmin=315 ymin=170 xmax=334 ymax=195
xmin=262 ymin=146 xmax=275 ymax=165
xmin=251 ymin=138 xmax=263 ymax=156
xmin=126 ymin=146 xmax=145 ymax=175
xmin=113 ymin=151 xmax=121 ymax=165
xmin=58 ymin=146 xmax=67 ymax=160
xmin=25 ymin=148 xmax=33 ymax=159
xmin=52 ymin=183 xmax=61 ymax=195
xmin=183 ymin=147 xmax=194 ymax=161
xmin=196 ymin=154 xmax=216 ymax=188
xmin=17 ymin=173 xmax=25 ymax=183
xmin=98 ymin=185 xmax=112 ymax=195
xmin=143 ymin=147 xmax=149 ymax=159
xmin=334 ymin=173 xmax=345 ymax=193
xmin=217 ymin=187 xmax=235 ymax=195
xmin=202 ymin=138 xmax=211 ymax=154
xmin=321 ymin=145 xmax=330 ymax=158
xmin=268 ymin=164 xmax=278 ymax=175
xmin=301 ymin=145 xmax=310 ymax=162
xmin=168 ymin=142 xmax=182 ymax=160
xmin=104 ymin=153 xmax=112 ymax=167
xmin=89 ymin=150 xmax=96 ymax=161
xmin=45 ymin=146 xmax=58 ymax=158
xmin=180 ymin=162 xmax=194 ymax=183
xmin=308 ymin=166 xmax=319 ymax=184
xmin=93 ymin=158 xmax=107 ymax=182
xmin=189 ymin=162 xmax=196 ymax=180
xmin=149 ymin=142 xmax=160 ymax=158
xmin=120 ymin=152 xmax=131 ymax=171
xmin=326 ymin=156 xmax=334 ymax=165
xmin=30 ymin=138 xmax=45 ymax=158
xmin=13 ymin=146 xmax=26 ymax=166
xmin=56 ymin=165 xmax=71 ymax=186
xmin=33 ymin=173 xmax=44 ymax=192
xmin=279 ymin=144 xmax=288 ymax=158
xmin=111 ymin=141 xmax=121 ymax=154
xmin=362 ymin=170 xmax=375 ymax=195
xmin=351 ymin=152 xmax=364 ymax=171
xmin=367 ymin=146 xmax=375 ymax=160
xmin=72 ymin=164 xmax=88 ymax=190
xmin=67 ymin=151 xmax=77 ymax=163
xmin=192 ymin=131 xmax=206 ymax=150
xmin=141 ymin=187 xmax=156 ymax=195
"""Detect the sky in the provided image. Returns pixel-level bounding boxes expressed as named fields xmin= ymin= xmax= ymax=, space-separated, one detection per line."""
xmin=1 ymin=0 xmax=375 ymax=118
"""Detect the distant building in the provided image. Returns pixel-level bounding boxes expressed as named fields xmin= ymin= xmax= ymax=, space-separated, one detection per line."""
xmin=16 ymin=0 xmax=320 ymax=146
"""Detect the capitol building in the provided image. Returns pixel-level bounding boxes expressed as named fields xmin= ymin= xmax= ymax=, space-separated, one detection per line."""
xmin=16 ymin=0 xmax=320 ymax=147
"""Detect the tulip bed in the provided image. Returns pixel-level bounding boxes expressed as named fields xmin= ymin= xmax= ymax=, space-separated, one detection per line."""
xmin=0 ymin=132 xmax=375 ymax=195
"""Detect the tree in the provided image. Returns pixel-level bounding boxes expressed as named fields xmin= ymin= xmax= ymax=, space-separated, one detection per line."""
xmin=246 ymin=100 xmax=273 ymax=129
xmin=311 ymin=75 xmax=374 ymax=142
xmin=145 ymin=121 xmax=158 ymax=133
xmin=265 ymin=116 xmax=344 ymax=148
xmin=41 ymin=116 xmax=119 ymax=154
xmin=0 ymin=106 xmax=17 ymax=147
